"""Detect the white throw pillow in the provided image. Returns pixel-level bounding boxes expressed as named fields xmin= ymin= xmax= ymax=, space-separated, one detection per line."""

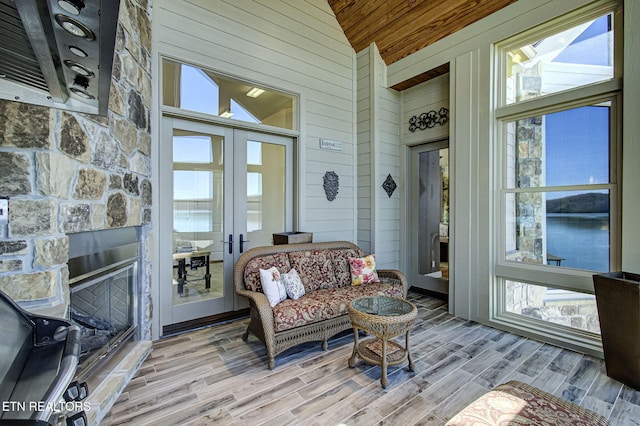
xmin=259 ymin=266 xmax=287 ymax=307
xmin=281 ymin=268 xmax=305 ymax=300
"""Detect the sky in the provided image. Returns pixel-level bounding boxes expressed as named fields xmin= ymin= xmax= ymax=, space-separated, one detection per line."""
xmin=541 ymin=15 xmax=611 ymax=193
xmin=545 ymin=105 xmax=609 ymax=188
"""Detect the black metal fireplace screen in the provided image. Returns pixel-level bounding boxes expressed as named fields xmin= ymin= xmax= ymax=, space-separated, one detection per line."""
xmin=67 ymin=227 xmax=140 ymax=381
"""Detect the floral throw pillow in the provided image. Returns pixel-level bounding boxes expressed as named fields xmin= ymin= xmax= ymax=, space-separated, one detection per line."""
xmin=259 ymin=266 xmax=287 ymax=307
xmin=348 ymin=254 xmax=380 ymax=286
xmin=281 ymin=268 xmax=305 ymax=300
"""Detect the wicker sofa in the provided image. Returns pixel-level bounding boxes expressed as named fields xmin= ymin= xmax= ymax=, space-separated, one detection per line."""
xmin=234 ymin=241 xmax=408 ymax=369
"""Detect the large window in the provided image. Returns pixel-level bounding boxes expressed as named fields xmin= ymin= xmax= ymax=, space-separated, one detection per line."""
xmin=495 ymin=4 xmax=621 ymax=350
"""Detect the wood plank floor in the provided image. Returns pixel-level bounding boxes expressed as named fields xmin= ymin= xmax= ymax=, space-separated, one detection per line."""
xmin=102 ymin=292 xmax=640 ymax=425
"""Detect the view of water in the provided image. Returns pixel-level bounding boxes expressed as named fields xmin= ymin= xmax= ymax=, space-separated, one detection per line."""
xmin=546 ymin=213 xmax=609 ymax=272
xmin=174 ymin=210 xmax=261 ymax=234
xmin=175 ymin=212 xmax=610 ymax=272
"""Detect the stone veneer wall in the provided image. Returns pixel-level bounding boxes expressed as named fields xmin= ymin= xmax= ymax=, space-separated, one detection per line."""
xmin=0 ymin=0 xmax=153 ymax=342
xmin=506 ymin=280 xmax=601 ymax=333
xmin=514 ymin=116 xmax=545 ymax=264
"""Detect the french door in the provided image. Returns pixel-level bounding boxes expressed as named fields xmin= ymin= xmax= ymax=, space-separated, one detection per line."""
xmin=409 ymin=141 xmax=450 ymax=295
xmin=159 ymin=117 xmax=293 ymax=328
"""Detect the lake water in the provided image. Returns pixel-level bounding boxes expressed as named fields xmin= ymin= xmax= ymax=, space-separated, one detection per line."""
xmin=546 ymin=213 xmax=609 ymax=272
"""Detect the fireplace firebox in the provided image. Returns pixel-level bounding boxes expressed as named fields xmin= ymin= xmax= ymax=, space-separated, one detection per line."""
xmin=67 ymin=227 xmax=141 ymax=382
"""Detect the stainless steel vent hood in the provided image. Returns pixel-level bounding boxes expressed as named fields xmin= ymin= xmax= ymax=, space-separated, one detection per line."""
xmin=0 ymin=0 xmax=120 ymax=115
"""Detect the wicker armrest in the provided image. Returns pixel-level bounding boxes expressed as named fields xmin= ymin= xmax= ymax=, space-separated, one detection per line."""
xmin=378 ymin=269 xmax=409 ymax=297
xmin=236 ymin=287 xmax=274 ymax=321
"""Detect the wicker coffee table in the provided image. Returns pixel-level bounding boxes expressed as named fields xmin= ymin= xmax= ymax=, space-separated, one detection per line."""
xmin=347 ymin=295 xmax=417 ymax=388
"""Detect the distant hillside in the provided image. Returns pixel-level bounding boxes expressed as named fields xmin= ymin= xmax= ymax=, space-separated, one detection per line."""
xmin=546 ymin=192 xmax=609 ymax=213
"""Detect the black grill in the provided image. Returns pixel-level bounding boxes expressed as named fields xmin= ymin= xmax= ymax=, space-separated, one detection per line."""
xmin=0 ymin=290 xmax=87 ymax=425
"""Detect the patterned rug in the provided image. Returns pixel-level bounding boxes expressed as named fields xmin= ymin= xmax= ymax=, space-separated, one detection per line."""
xmin=446 ymin=380 xmax=611 ymax=425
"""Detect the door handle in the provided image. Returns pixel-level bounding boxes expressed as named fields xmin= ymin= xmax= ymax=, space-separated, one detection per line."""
xmin=221 ymin=234 xmax=233 ymax=254
xmin=239 ymin=234 xmax=250 ymax=253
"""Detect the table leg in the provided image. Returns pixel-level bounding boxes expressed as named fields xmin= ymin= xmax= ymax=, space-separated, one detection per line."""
xmin=177 ymin=258 xmax=186 ymax=296
xmin=204 ymin=254 xmax=211 ymax=291
xmin=381 ymin=339 xmax=388 ymax=388
xmin=406 ymin=331 xmax=415 ymax=371
xmin=348 ymin=327 xmax=359 ymax=368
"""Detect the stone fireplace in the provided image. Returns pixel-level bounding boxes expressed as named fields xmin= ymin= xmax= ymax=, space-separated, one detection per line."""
xmin=0 ymin=1 xmax=153 ymax=423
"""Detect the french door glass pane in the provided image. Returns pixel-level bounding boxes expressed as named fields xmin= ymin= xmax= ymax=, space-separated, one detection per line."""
xmin=505 ymin=280 xmax=600 ymax=334
xmin=172 ymin=130 xmax=224 ymax=306
xmin=247 ymin=140 xmax=285 ymax=246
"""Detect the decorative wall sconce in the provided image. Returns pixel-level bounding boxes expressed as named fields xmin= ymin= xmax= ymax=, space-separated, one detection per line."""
xmin=382 ymin=174 xmax=397 ymax=198
xmin=323 ymin=171 xmax=339 ymax=201
xmin=409 ymin=107 xmax=449 ymax=132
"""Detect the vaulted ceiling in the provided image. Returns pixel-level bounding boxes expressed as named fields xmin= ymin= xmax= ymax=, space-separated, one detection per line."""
xmin=328 ymin=0 xmax=518 ymax=89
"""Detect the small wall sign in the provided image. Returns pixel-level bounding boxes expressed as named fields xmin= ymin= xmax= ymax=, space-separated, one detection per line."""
xmin=319 ymin=139 xmax=342 ymax=151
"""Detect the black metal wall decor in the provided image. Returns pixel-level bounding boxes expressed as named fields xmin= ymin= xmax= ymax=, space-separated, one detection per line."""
xmin=323 ymin=171 xmax=339 ymax=201
xmin=409 ymin=107 xmax=449 ymax=132
xmin=382 ymin=174 xmax=397 ymax=198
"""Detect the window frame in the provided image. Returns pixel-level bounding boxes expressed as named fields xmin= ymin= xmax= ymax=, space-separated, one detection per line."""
xmin=161 ymin=56 xmax=299 ymax=134
xmin=491 ymin=1 xmax=623 ymax=354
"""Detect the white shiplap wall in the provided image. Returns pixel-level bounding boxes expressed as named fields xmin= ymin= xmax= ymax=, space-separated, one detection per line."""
xmin=356 ymin=47 xmax=372 ymax=253
xmin=153 ymin=0 xmax=357 ymax=242
xmin=356 ymin=44 xmax=401 ymax=269
xmin=376 ymin=50 xmax=401 ymax=269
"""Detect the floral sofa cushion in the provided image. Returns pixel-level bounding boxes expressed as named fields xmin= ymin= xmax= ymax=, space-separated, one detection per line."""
xmin=271 ymin=279 xmax=404 ymax=332
xmin=330 ymin=248 xmax=364 ymax=288
xmin=244 ymin=253 xmax=291 ymax=292
xmin=446 ymin=380 xmax=611 ymax=426
xmin=288 ymin=249 xmax=338 ymax=292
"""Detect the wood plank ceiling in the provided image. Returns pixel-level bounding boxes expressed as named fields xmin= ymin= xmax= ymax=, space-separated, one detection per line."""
xmin=328 ymin=0 xmax=517 ymax=90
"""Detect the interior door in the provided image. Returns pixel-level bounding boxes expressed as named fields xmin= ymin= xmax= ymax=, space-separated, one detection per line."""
xmin=160 ymin=119 xmax=294 ymax=329
xmin=410 ymin=141 xmax=450 ymax=295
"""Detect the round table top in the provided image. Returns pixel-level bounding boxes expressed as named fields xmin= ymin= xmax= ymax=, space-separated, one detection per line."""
xmin=350 ymin=295 xmax=415 ymax=318
xmin=348 ymin=295 xmax=417 ymax=340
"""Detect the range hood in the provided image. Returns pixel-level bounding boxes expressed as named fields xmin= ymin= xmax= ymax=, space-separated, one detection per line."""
xmin=0 ymin=0 xmax=119 ymax=115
